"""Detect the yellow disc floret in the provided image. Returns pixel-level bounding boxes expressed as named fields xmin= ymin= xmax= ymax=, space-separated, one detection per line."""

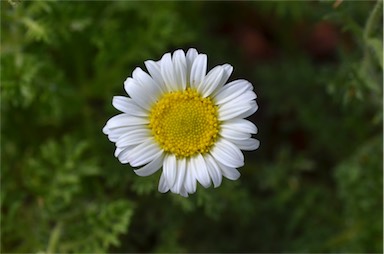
xmin=149 ymin=88 xmax=220 ymax=158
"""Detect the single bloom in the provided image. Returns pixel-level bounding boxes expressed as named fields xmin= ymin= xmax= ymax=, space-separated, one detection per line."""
xmin=103 ymin=48 xmax=259 ymax=197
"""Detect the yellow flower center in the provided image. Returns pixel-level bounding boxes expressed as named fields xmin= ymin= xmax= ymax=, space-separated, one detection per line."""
xmin=149 ymin=88 xmax=220 ymax=158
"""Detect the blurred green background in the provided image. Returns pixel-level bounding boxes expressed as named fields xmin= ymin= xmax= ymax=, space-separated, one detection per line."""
xmin=1 ymin=0 xmax=383 ymax=253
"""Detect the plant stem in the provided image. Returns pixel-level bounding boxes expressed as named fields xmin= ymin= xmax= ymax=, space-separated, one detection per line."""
xmin=46 ymin=222 xmax=63 ymax=254
xmin=363 ymin=0 xmax=382 ymax=41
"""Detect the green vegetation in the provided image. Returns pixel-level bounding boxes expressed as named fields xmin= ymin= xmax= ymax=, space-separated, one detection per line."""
xmin=2 ymin=1 xmax=382 ymax=253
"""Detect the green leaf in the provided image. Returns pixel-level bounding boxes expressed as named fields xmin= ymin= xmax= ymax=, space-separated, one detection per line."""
xmin=367 ymin=38 xmax=383 ymax=69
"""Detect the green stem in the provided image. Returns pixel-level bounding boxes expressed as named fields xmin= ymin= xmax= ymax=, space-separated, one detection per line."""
xmin=363 ymin=0 xmax=382 ymax=41
xmin=46 ymin=222 xmax=63 ymax=254
xmin=360 ymin=0 xmax=382 ymax=92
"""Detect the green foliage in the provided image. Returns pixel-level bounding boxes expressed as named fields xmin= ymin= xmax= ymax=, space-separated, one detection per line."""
xmin=2 ymin=135 xmax=133 ymax=253
xmin=325 ymin=0 xmax=383 ymax=106
xmin=1 ymin=1 xmax=382 ymax=253
xmin=334 ymin=135 xmax=383 ymax=252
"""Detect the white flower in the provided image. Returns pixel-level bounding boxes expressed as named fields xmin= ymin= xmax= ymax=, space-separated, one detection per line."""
xmin=103 ymin=48 xmax=259 ymax=197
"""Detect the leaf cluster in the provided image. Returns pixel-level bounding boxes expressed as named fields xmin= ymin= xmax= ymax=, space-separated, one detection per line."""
xmin=1 ymin=1 xmax=382 ymax=253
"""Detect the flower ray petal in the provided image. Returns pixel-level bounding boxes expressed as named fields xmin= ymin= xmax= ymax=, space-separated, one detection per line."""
xmin=210 ymin=139 xmax=244 ymax=168
xmin=104 ymin=126 xmax=140 ymax=142
xmin=158 ymin=172 xmax=170 ymax=193
xmin=190 ymin=54 xmax=207 ymax=89
xmin=172 ymin=49 xmax=187 ymax=90
xmin=184 ymin=158 xmax=197 ymax=194
xmin=105 ymin=114 xmax=149 ymax=129
xmin=134 ymin=152 xmax=164 ymax=176
xmin=236 ymin=100 xmax=258 ymax=119
xmin=204 ymin=154 xmax=223 ymax=188
xmin=171 ymin=157 xmax=186 ymax=194
xmin=124 ymin=77 xmax=152 ymax=110
xmin=164 ymin=153 xmax=177 ymax=189
xmin=116 ymin=128 xmax=151 ymax=148
xmin=221 ymin=119 xmax=257 ymax=134
xmin=112 ymin=96 xmax=148 ymax=116
xmin=191 ymin=154 xmax=211 ymax=188
xmin=227 ymin=138 xmax=260 ymax=151
xmin=214 ymin=79 xmax=253 ymax=105
xmin=132 ymin=67 xmax=162 ymax=103
xmin=220 ymin=128 xmax=252 ymax=141
xmin=144 ymin=60 xmax=167 ymax=93
xmin=210 ymin=64 xmax=233 ymax=96
xmin=116 ymin=147 xmax=132 ymax=164
xmin=218 ymin=103 xmax=254 ymax=121
xmin=199 ymin=66 xmax=224 ymax=97
xmin=186 ymin=48 xmax=199 ymax=83
xmin=160 ymin=53 xmax=178 ymax=91
xmin=128 ymin=139 xmax=162 ymax=167
xmin=216 ymin=160 xmax=241 ymax=180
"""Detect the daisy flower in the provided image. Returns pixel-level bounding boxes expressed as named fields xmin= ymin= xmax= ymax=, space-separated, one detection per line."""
xmin=103 ymin=48 xmax=259 ymax=197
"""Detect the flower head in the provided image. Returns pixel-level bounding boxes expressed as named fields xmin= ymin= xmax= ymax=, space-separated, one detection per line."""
xmin=103 ymin=48 xmax=259 ymax=197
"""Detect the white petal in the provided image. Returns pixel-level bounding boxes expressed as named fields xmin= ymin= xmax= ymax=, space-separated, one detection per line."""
xmin=210 ymin=139 xmax=244 ymax=168
xmin=214 ymin=79 xmax=253 ymax=105
xmin=186 ymin=48 xmax=198 ymax=68
xmin=190 ymin=54 xmax=207 ymax=89
xmin=186 ymin=48 xmax=199 ymax=83
xmin=235 ymin=90 xmax=257 ymax=102
xmin=160 ymin=53 xmax=178 ymax=92
xmin=112 ymin=96 xmax=148 ymax=116
xmin=172 ymin=49 xmax=187 ymax=90
xmin=124 ymin=77 xmax=151 ymax=110
xmin=199 ymin=66 xmax=224 ymax=98
xmin=220 ymin=64 xmax=233 ymax=85
xmin=144 ymin=60 xmax=167 ymax=93
xmin=229 ymin=138 xmax=260 ymax=151
xmin=134 ymin=152 xmax=164 ymax=176
xmin=218 ymin=90 xmax=257 ymax=121
xmin=171 ymin=157 xmax=186 ymax=194
xmin=163 ymin=153 xmax=177 ymax=189
xmin=128 ymin=139 xmax=162 ymax=167
xmin=184 ymin=158 xmax=197 ymax=194
xmin=105 ymin=126 xmax=138 ymax=142
xmin=105 ymin=114 xmax=149 ymax=129
xmin=191 ymin=154 xmax=211 ymax=188
xmin=179 ymin=186 xmax=189 ymax=197
xmin=117 ymin=147 xmax=132 ymax=164
xmin=216 ymin=161 xmax=241 ymax=180
xmin=102 ymin=124 xmax=110 ymax=135
xmin=220 ymin=128 xmax=251 ymax=141
xmin=158 ymin=172 xmax=170 ymax=193
xmin=116 ymin=128 xmax=151 ymax=148
xmin=132 ymin=67 xmax=162 ymax=103
xmin=204 ymin=154 xmax=223 ymax=188
xmin=114 ymin=147 xmax=124 ymax=157
xmin=210 ymin=64 xmax=233 ymax=96
xmin=236 ymin=100 xmax=258 ymax=119
xmin=220 ymin=90 xmax=256 ymax=108
xmin=221 ymin=119 xmax=257 ymax=134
